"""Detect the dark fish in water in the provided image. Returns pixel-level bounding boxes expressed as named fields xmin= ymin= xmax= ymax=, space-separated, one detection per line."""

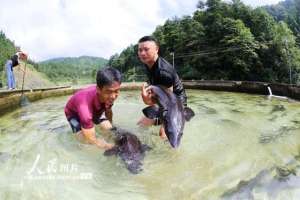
xmin=221 ymin=165 xmax=298 ymax=200
xmin=0 ymin=152 xmax=11 ymax=163
xmin=142 ymin=85 xmax=195 ymax=148
xmin=104 ymin=127 xmax=151 ymax=174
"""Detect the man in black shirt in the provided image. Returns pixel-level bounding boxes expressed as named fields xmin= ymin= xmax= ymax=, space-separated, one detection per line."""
xmin=137 ymin=36 xmax=188 ymax=139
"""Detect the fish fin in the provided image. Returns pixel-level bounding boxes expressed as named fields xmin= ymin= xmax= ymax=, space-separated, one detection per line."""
xmin=0 ymin=152 xmax=11 ymax=163
xmin=110 ymin=126 xmax=118 ymax=132
xmin=109 ymin=126 xmax=120 ymax=136
xmin=141 ymin=144 xmax=152 ymax=153
xmin=110 ymin=126 xmax=128 ymax=137
xmin=103 ymin=147 xmax=118 ymax=156
xmin=142 ymin=106 xmax=160 ymax=119
xmin=184 ymin=107 xmax=195 ymax=121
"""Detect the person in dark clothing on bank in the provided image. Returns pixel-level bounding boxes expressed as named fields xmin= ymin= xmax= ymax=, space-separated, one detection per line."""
xmin=5 ymin=47 xmax=28 ymax=90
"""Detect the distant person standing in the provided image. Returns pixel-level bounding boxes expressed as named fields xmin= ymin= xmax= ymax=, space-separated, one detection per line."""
xmin=5 ymin=47 xmax=28 ymax=90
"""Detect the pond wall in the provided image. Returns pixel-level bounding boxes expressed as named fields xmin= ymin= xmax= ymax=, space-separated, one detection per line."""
xmin=0 ymin=83 xmax=142 ymax=116
xmin=182 ymin=80 xmax=300 ymax=101
xmin=0 ymin=81 xmax=299 ymax=116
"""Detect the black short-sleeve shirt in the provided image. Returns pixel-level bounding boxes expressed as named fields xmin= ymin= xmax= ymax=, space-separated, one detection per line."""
xmin=10 ymin=54 xmax=19 ymax=68
xmin=145 ymin=57 xmax=187 ymax=106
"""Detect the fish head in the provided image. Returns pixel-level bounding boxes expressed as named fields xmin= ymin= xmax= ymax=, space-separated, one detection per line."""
xmin=115 ymin=131 xmax=147 ymax=174
xmin=116 ymin=132 xmax=142 ymax=154
xmin=105 ymin=127 xmax=151 ymax=174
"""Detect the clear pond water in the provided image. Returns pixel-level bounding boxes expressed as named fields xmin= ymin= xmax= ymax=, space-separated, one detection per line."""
xmin=0 ymin=90 xmax=300 ymax=200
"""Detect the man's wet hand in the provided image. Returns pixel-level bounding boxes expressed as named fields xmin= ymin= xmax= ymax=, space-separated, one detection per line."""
xmin=137 ymin=117 xmax=155 ymax=127
xmin=141 ymin=83 xmax=149 ymax=98
xmin=104 ymin=142 xmax=115 ymax=150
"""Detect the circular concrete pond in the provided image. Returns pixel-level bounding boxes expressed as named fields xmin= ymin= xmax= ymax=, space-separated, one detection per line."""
xmin=0 ymin=89 xmax=300 ymax=199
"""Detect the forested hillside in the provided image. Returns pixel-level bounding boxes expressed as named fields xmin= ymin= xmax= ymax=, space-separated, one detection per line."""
xmin=0 ymin=31 xmax=16 ymax=87
xmin=108 ymin=0 xmax=300 ymax=84
xmin=37 ymin=56 xmax=107 ymax=84
xmin=263 ymin=0 xmax=300 ymax=46
xmin=2 ymin=0 xmax=300 ymax=86
xmin=1 ymin=28 xmax=107 ymax=86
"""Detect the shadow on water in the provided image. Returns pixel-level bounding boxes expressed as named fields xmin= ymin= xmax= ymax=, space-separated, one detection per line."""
xmin=197 ymin=104 xmax=218 ymax=115
xmin=221 ymin=148 xmax=300 ymax=200
xmin=270 ymin=105 xmax=286 ymax=114
xmin=259 ymin=125 xmax=300 ymax=144
xmin=0 ymin=152 xmax=12 ymax=163
xmin=221 ymin=166 xmax=300 ymax=200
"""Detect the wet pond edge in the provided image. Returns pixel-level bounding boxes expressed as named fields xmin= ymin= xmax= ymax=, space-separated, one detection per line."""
xmin=0 ymin=81 xmax=299 ymax=116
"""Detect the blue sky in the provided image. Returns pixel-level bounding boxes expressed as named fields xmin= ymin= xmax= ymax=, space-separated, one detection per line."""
xmin=0 ymin=0 xmax=281 ymax=61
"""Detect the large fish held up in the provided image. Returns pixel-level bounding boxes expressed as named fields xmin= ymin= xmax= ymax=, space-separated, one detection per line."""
xmin=142 ymin=85 xmax=195 ymax=148
xmin=104 ymin=127 xmax=151 ymax=174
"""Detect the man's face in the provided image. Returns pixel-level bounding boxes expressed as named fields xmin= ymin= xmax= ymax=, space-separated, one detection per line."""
xmin=138 ymin=41 xmax=159 ymax=66
xmin=97 ymin=81 xmax=121 ymax=107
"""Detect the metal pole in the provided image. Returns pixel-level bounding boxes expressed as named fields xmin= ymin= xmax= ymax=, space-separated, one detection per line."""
xmin=171 ymin=52 xmax=174 ymax=68
xmin=133 ymin=66 xmax=135 ymax=82
xmin=285 ymin=39 xmax=292 ymax=84
xmin=21 ymin=62 xmax=27 ymax=94
xmin=289 ymin=63 xmax=292 ymax=84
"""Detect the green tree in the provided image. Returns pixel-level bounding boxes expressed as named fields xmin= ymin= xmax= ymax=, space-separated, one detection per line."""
xmin=38 ymin=56 xmax=107 ymax=84
xmin=271 ymin=22 xmax=300 ymax=83
xmin=264 ymin=0 xmax=300 ymax=46
xmin=0 ymin=31 xmax=16 ymax=87
xmin=107 ymin=0 xmax=300 ymax=84
xmin=218 ymin=18 xmax=258 ymax=80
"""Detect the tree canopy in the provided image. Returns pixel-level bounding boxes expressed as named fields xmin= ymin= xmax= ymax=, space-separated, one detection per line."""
xmin=2 ymin=0 xmax=300 ymax=86
xmin=108 ymin=0 xmax=300 ymax=84
xmin=264 ymin=0 xmax=300 ymax=46
xmin=37 ymin=56 xmax=107 ymax=84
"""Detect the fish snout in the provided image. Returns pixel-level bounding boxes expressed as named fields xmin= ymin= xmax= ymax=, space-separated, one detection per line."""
xmin=168 ymin=131 xmax=183 ymax=148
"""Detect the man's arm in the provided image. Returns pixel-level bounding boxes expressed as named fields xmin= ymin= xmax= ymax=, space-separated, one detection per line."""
xmin=105 ymin=108 xmax=113 ymax=123
xmin=97 ymin=108 xmax=113 ymax=131
xmin=81 ymin=127 xmax=114 ymax=150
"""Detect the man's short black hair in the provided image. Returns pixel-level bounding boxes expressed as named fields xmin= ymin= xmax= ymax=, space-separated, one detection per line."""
xmin=138 ymin=36 xmax=159 ymax=46
xmin=96 ymin=67 xmax=121 ymax=88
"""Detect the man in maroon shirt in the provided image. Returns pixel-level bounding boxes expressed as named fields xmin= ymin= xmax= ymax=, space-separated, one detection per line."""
xmin=65 ymin=67 xmax=121 ymax=150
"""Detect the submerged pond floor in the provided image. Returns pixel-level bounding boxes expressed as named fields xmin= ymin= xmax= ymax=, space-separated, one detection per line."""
xmin=0 ymin=89 xmax=300 ymax=200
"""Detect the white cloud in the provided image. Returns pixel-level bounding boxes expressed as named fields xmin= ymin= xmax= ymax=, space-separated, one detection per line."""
xmin=242 ymin=0 xmax=281 ymax=7
xmin=0 ymin=0 xmax=281 ymax=61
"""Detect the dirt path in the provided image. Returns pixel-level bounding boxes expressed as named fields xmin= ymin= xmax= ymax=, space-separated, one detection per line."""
xmin=12 ymin=63 xmax=55 ymax=89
